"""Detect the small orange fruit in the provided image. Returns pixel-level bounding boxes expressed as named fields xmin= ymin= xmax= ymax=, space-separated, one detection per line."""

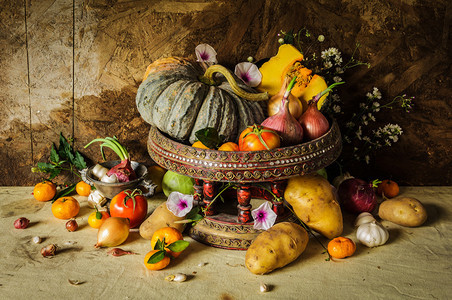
xmin=88 ymin=210 xmax=110 ymax=229
xmin=377 ymin=179 xmax=400 ymax=198
xmin=33 ymin=180 xmax=57 ymax=202
xmin=192 ymin=141 xmax=209 ymax=149
xmin=76 ymin=181 xmax=91 ymax=196
xmin=150 ymin=227 xmax=184 ymax=258
xmin=51 ymin=196 xmax=80 ymax=220
xmin=328 ymin=237 xmax=356 ymax=259
xmin=218 ymin=142 xmax=240 ymax=151
xmin=144 ymin=250 xmax=171 ymax=270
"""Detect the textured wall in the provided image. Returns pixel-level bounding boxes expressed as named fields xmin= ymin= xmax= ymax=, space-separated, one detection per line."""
xmin=0 ymin=0 xmax=450 ymax=186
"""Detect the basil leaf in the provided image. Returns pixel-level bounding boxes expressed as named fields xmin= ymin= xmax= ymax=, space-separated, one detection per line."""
xmin=167 ymin=240 xmax=189 ymax=253
xmin=147 ymin=250 xmax=165 ymax=264
xmin=185 ymin=206 xmax=200 ymax=220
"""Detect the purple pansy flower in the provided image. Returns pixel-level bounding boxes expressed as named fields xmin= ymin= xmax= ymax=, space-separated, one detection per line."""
xmin=195 ymin=44 xmax=218 ymax=63
xmin=166 ymin=192 xmax=194 ymax=217
xmin=234 ymin=62 xmax=262 ymax=87
xmin=251 ymin=201 xmax=277 ymax=230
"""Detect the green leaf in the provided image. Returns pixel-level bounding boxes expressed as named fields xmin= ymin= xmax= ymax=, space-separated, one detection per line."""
xmin=58 ymin=133 xmax=72 ymax=161
xmin=195 ymin=127 xmax=224 ymax=149
xmin=185 ymin=206 xmax=200 ymax=220
xmin=37 ymin=162 xmax=56 ymax=172
xmin=52 ymin=183 xmax=76 ymax=202
xmin=50 ymin=144 xmax=60 ymax=163
xmin=147 ymin=250 xmax=166 ymax=264
xmin=167 ymin=240 xmax=189 ymax=253
xmin=73 ymin=151 xmax=87 ymax=170
xmin=154 ymin=238 xmax=166 ymax=251
xmin=95 ymin=211 xmax=102 ymax=220
xmin=283 ymin=29 xmax=295 ymax=45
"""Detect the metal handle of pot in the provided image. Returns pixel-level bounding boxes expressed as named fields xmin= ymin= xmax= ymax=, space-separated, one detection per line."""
xmin=140 ymin=179 xmax=157 ymax=198
xmin=80 ymin=168 xmax=95 ymax=186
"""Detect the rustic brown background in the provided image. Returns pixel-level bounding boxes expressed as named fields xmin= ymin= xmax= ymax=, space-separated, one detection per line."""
xmin=1 ymin=0 xmax=450 ymax=186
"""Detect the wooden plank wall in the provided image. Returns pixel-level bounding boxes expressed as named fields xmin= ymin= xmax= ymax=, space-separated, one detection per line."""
xmin=0 ymin=0 xmax=450 ymax=186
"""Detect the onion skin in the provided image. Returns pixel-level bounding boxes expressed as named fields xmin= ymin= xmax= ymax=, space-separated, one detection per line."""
xmin=267 ymin=77 xmax=303 ymax=119
xmin=95 ymin=217 xmax=130 ymax=248
xmin=337 ymin=178 xmax=377 ymax=214
xmin=261 ymin=77 xmax=303 ymax=146
xmin=298 ymin=100 xmax=329 ymax=141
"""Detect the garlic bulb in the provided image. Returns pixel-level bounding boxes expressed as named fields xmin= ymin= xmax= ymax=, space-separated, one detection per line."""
xmin=87 ymin=190 xmax=107 ymax=208
xmin=101 ymin=173 xmax=118 ymax=183
xmin=354 ymin=212 xmax=376 ymax=227
xmin=92 ymin=164 xmax=109 ymax=179
xmin=356 ymin=221 xmax=389 ymax=247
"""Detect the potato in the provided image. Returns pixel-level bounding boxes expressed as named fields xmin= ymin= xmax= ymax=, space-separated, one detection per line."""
xmin=139 ymin=202 xmax=185 ymax=240
xmin=378 ymin=197 xmax=427 ymax=227
xmin=284 ymin=174 xmax=343 ymax=239
xmin=245 ymin=222 xmax=308 ymax=275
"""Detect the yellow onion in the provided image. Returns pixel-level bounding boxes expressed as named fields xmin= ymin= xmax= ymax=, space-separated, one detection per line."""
xmin=95 ymin=217 xmax=130 ymax=248
xmin=261 ymin=77 xmax=303 ymax=146
xmin=267 ymin=76 xmax=304 ymax=119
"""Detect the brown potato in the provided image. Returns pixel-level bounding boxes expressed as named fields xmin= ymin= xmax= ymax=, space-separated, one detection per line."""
xmin=284 ymin=174 xmax=343 ymax=239
xmin=139 ymin=202 xmax=185 ymax=240
xmin=245 ymin=222 xmax=309 ymax=275
xmin=378 ymin=197 xmax=427 ymax=227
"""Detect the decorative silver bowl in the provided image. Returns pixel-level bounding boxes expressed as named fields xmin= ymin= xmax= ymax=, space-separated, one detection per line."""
xmin=81 ymin=160 xmax=155 ymax=199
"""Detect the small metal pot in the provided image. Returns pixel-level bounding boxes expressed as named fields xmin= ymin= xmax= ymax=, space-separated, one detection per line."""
xmin=81 ymin=160 xmax=156 ymax=199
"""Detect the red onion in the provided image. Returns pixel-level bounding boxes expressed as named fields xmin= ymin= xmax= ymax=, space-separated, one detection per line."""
xmin=298 ymin=98 xmax=329 ymax=141
xmin=261 ymin=76 xmax=303 ymax=146
xmin=14 ymin=217 xmax=30 ymax=229
xmin=337 ymin=178 xmax=377 ymax=214
xmin=298 ymin=81 xmax=345 ymax=141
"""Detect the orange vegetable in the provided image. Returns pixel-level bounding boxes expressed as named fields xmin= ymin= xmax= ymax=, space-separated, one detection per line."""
xmin=218 ymin=142 xmax=239 ymax=151
xmin=192 ymin=141 xmax=210 ymax=149
xmin=327 ymin=237 xmax=356 ymax=259
xmin=144 ymin=250 xmax=171 ymax=270
xmin=33 ymin=180 xmax=56 ymax=202
xmin=51 ymin=197 xmax=80 ymax=220
xmin=151 ymin=227 xmax=184 ymax=258
xmin=75 ymin=181 xmax=91 ymax=196
xmin=377 ymin=179 xmax=400 ymax=198
xmin=88 ymin=210 xmax=110 ymax=229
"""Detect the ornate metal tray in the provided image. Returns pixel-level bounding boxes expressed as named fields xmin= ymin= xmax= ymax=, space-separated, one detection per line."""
xmin=147 ymin=120 xmax=342 ymax=183
xmin=147 ymin=120 xmax=342 ymax=249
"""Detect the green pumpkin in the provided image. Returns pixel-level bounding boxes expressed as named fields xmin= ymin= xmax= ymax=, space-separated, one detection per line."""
xmin=136 ymin=57 xmax=268 ymax=144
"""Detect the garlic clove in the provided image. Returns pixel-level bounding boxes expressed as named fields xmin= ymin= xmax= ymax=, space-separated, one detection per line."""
xmin=165 ymin=273 xmax=187 ymax=282
xmin=260 ymin=283 xmax=270 ymax=293
xmin=92 ymin=164 xmax=109 ymax=180
xmin=354 ymin=212 xmax=376 ymax=227
xmin=87 ymin=190 xmax=107 ymax=208
xmin=32 ymin=236 xmax=42 ymax=244
xmin=101 ymin=173 xmax=118 ymax=183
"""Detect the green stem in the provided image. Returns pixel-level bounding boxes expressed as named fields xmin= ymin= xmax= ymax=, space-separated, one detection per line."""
xmin=85 ymin=137 xmax=129 ymax=161
xmin=199 ymin=64 xmax=269 ymax=102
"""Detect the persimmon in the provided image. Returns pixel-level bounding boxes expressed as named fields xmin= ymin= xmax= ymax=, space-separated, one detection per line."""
xmin=377 ymin=179 xmax=400 ymax=198
xmin=327 ymin=237 xmax=356 ymax=259
xmin=33 ymin=180 xmax=56 ymax=202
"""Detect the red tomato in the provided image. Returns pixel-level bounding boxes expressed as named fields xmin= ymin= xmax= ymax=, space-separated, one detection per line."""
xmin=238 ymin=124 xmax=281 ymax=151
xmin=109 ymin=189 xmax=148 ymax=228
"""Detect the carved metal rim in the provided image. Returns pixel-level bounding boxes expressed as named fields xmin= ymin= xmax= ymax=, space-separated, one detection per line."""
xmin=147 ymin=120 xmax=342 ymax=183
